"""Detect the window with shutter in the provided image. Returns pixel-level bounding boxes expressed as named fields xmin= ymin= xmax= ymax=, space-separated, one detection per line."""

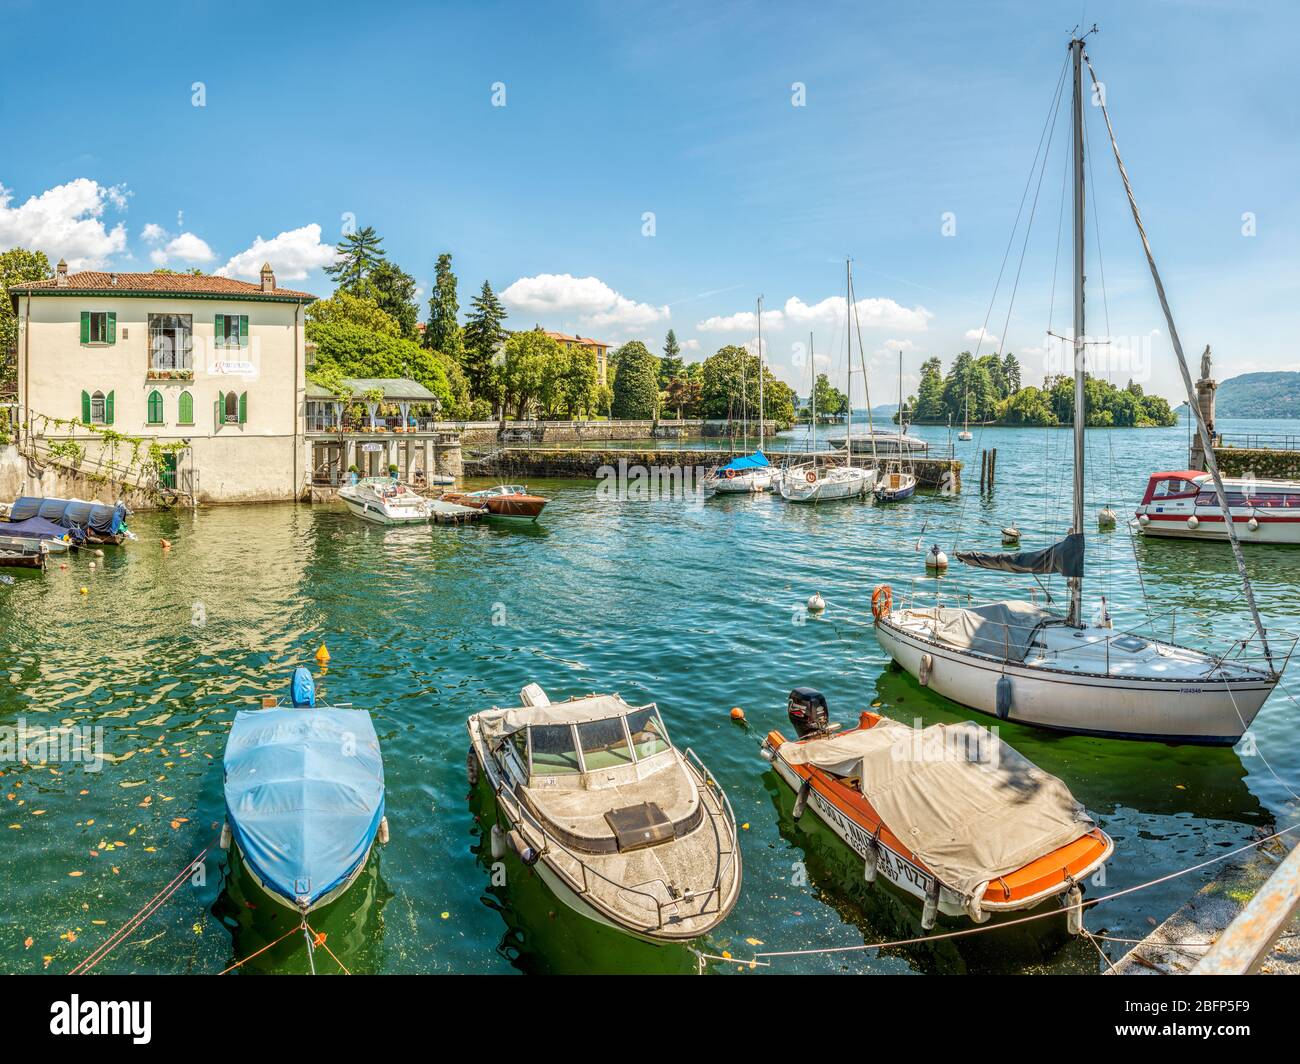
xmin=147 ymin=390 xmax=164 ymax=425
xmin=238 ymin=391 xmax=248 ymax=424
xmin=81 ymin=390 xmax=91 ymax=422
xmin=224 ymin=391 xmax=239 ymax=424
xmin=178 ymin=390 xmax=194 ymax=425
xmin=81 ymin=311 xmax=112 ymax=344
xmin=105 ymin=390 xmax=115 ymax=425
xmin=90 ymin=390 xmax=106 ymax=424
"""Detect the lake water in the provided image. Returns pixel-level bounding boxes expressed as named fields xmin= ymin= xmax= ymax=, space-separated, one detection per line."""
xmin=3 ymin=416 xmax=1298 ymax=975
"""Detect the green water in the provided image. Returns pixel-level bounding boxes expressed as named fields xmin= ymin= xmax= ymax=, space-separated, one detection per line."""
xmin=3 ymin=417 xmax=1298 ymax=975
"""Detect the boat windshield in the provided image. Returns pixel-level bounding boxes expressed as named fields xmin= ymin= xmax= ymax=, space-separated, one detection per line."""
xmin=529 ymin=725 xmax=582 ymax=776
xmin=626 ymin=707 xmax=670 ymax=759
xmin=576 ymin=717 xmax=634 ymax=769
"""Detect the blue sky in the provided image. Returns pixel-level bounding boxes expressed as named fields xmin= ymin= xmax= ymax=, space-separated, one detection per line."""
xmin=2 ymin=0 xmax=1297 ymax=402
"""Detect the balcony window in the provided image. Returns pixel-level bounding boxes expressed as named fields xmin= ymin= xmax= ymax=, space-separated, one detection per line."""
xmin=149 ymin=314 xmax=193 ymax=372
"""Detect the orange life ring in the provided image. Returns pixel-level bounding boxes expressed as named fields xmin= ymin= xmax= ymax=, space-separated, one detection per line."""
xmin=804 ymin=471 xmax=817 ymax=484
xmin=871 ymin=584 xmax=892 ymax=620
xmin=725 ymin=468 xmax=736 ymax=479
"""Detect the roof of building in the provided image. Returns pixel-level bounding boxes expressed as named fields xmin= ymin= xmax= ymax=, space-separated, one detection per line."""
xmin=8 ymin=270 xmax=316 ymax=303
xmin=306 ymin=377 xmax=438 ymax=402
xmin=543 ymin=330 xmax=609 ymax=350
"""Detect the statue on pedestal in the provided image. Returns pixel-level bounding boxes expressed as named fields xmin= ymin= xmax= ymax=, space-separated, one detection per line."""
xmin=1200 ymin=344 xmax=1212 ymax=382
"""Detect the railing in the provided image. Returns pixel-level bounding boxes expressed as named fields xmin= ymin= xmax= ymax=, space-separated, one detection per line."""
xmin=1216 ymin=432 xmax=1300 ymax=452
xmin=305 ymin=416 xmax=444 ymax=434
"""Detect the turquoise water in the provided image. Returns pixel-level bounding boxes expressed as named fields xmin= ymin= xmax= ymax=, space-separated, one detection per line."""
xmin=2 ymin=416 xmax=1298 ymax=975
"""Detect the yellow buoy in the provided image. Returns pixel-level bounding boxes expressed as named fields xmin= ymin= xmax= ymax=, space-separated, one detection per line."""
xmin=315 ymin=644 xmax=331 ymax=664
xmin=79 ymin=587 xmax=88 ymax=595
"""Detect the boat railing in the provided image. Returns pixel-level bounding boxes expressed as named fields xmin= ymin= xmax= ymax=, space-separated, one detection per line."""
xmin=682 ymin=746 xmax=740 ymax=912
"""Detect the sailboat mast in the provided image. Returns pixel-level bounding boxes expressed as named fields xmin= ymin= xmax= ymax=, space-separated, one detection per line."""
xmin=809 ymin=332 xmax=817 ymax=454
xmin=844 ymin=258 xmax=853 ymax=468
xmin=758 ymin=295 xmax=765 ymax=452
xmin=1068 ymin=34 xmax=1087 ymax=627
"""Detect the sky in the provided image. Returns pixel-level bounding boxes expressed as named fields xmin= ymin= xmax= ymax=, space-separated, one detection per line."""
xmin=2 ymin=0 xmax=1298 ymax=405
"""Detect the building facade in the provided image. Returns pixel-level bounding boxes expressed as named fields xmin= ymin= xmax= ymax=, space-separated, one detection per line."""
xmin=543 ymin=331 xmax=612 ymax=384
xmin=9 ymin=262 xmax=314 ymax=503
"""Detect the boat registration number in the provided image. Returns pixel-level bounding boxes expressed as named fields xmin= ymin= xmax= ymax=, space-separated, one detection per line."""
xmin=806 ymin=785 xmax=934 ymax=895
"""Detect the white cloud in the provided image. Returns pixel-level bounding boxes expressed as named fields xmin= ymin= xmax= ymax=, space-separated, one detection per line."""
xmin=964 ymin=326 xmax=999 ymax=346
xmin=143 ymin=227 xmax=215 ymax=267
xmin=696 ymin=308 xmax=784 ymax=332
xmin=501 ymin=273 xmax=668 ymax=331
xmin=0 ymin=178 xmax=129 ymax=268
xmin=140 ymin=222 xmax=167 ymax=243
xmin=682 ymin=338 xmax=701 ymax=351
xmin=216 ymin=223 xmax=337 ymax=281
xmin=784 ymin=294 xmax=932 ymax=332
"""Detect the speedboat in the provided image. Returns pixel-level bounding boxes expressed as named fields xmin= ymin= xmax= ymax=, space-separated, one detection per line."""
xmin=466 ymin=684 xmax=742 ymax=943
xmin=338 ymin=477 xmax=431 ymax=524
xmin=702 ymin=450 xmax=773 ymax=495
xmin=221 ymin=667 xmax=387 ymax=914
xmin=1135 ymin=470 xmax=1300 ymax=545
xmin=442 ymin=484 xmax=548 ymax=520
xmin=874 ymin=469 xmax=917 ymax=503
xmin=780 ymin=464 xmax=875 ymax=503
xmin=761 ymin=688 xmax=1112 ymax=929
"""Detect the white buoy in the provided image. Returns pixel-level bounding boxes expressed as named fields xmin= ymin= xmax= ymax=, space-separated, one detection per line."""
xmin=925 ymin=544 xmax=948 ymax=570
xmin=1098 ymin=506 xmax=1117 ymax=528
xmin=1248 ymin=517 xmax=1259 ymax=532
xmin=1138 ymin=513 xmax=1150 ymax=526
xmin=806 ymin=591 xmax=826 ymax=613
xmin=1001 ymin=525 xmax=1020 ymax=545
xmin=88 ymin=561 xmax=95 ymax=570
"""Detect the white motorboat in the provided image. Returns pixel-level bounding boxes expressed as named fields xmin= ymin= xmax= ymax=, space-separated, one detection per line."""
xmin=466 ymin=684 xmax=742 ymax=943
xmin=338 ymin=477 xmax=431 ymax=524
xmin=872 ymin=32 xmax=1287 ymax=745
xmin=831 ymin=431 xmax=929 ymax=456
xmin=1135 ymin=470 xmax=1300 ymax=545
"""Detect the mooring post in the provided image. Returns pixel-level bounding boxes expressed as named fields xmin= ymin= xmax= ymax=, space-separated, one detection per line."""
xmin=979 ymin=449 xmax=987 ymax=490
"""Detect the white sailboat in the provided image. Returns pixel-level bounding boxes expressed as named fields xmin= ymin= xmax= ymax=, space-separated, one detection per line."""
xmin=704 ymin=296 xmax=774 ymax=494
xmin=872 ymin=31 xmax=1286 ymax=745
xmin=874 ymin=352 xmax=918 ymax=503
xmin=958 ymin=389 xmax=973 ymax=441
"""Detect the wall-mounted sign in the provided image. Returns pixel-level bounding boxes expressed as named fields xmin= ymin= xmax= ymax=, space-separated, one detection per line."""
xmin=361 ymin=443 xmax=385 ymax=453
xmin=212 ymin=360 xmax=256 ymax=376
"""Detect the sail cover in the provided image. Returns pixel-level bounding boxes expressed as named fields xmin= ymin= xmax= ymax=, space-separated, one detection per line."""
xmin=913 ymin=600 xmax=1057 ymax=661
xmin=779 ymin=718 xmax=1095 ymax=899
xmin=717 ymin=450 xmax=771 ymax=472
xmin=223 ymin=707 xmax=385 ymax=908
xmin=956 ymin=532 xmax=1083 ymax=578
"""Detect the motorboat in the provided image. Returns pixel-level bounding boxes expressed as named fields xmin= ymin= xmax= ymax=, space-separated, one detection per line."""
xmin=781 ymin=464 xmax=875 ymax=503
xmin=702 ymin=450 xmax=773 ymax=494
xmin=466 ymin=684 xmax=742 ymax=943
xmin=831 ymin=431 xmax=929 ymax=456
xmin=0 ymin=514 xmax=74 ymax=564
xmin=761 ymin=688 xmax=1112 ymax=929
xmin=1135 ymin=470 xmax=1300 ymax=545
xmin=338 ymin=477 xmax=431 ymax=524
xmin=442 ymin=484 xmax=548 ymax=520
xmin=0 ymin=535 xmax=49 ymax=570
xmin=221 ymin=667 xmax=387 ymax=914
xmin=874 ymin=468 xmax=917 ymax=503
xmin=874 ymin=32 xmax=1287 ymax=743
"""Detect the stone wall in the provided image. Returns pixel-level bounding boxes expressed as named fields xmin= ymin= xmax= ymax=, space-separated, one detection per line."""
xmin=1213 ymin=446 xmax=1300 ymax=480
xmin=452 ymin=419 xmax=769 ymax=450
xmin=0 ymin=444 xmax=157 ymax=509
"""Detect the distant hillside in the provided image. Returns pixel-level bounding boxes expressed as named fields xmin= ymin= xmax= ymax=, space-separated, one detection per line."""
xmin=1217 ymin=372 xmax=1300 ymax=418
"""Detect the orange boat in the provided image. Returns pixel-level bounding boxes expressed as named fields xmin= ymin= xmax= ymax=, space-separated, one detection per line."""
xmin=441 ymin=484 xmax=548 ymax=521
xmin=761 ymin=688 xmax=1112 ymax=929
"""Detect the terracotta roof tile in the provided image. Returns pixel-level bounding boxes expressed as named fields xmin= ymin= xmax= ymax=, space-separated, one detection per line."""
xmin=9 ymin=270 xmax=316 ymax=301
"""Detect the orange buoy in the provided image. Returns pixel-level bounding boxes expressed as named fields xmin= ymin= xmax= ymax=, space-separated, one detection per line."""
xmin=315 ymin=644 xmax=331 ymax=664
xmin=160 ymin=538 xmax=172 ymax=549
xmin=730 ymin=707 xmax=745 ymax=722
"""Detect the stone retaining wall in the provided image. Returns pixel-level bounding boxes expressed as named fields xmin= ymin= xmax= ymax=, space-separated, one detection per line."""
xmin=1213 ymin=446 xmax=1300 ymax=480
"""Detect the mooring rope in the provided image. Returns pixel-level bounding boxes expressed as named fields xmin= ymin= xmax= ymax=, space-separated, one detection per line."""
xmin=217 ymin=925 xmax=302 ymax=975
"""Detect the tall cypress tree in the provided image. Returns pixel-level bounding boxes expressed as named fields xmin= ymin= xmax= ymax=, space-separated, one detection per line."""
xmin=424 ymin=253 xmax=462 ymax=358
xmin=659 ymin=328 xmax=684 ymax=388
xmin=462 ymin=280 xmax=508 ymax=400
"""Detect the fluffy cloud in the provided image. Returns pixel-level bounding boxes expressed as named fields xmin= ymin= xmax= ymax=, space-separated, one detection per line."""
xmin=964 ymin=326 xmax=999 ymax=346
xmin=216 ymin=223 xmax=337 ymax=281
xmin=0 ymin=178 xmax=129 ymax=268
xmin=696 ymin=308 xmax=784 ymax=332
xmin=784 ymin=295 xmax=932 ymax=332
xmin=142 ymin=224 xmax=215 ymax=267
xmin=500 ymin=273 xmax=669 ymax=330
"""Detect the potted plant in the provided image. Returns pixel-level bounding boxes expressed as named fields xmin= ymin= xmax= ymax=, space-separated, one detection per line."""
xmin=347 ymin=463 xmax=359 ymax=485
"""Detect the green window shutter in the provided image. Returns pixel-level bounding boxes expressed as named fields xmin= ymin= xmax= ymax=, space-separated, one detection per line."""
xmin=105 ymin=390 xmax=115 ymax=425
xmin=147 ymin=390 xmax=162 ymax=424
xmin=81 ymin=390 xmax=91 ymax=422
xmin=239 ymin=315 xmax=249 ymax=347
xmin=107 ymin=312 xmax=117 ymax=344
xmin=238 ymin=391 xmax=248 ymax=424
xmin=178 ymin=390 xmax=193 ymax=424
xmin=216 ymin=391 xmax=224 ymax=428
xmin=215 ymin=314 xmax=224 ymax=348
xmin=80 ymin=312 xmax=90 ymax=344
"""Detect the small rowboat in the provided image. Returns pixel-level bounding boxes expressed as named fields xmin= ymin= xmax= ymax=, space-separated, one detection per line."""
xmin=0 ymin=535 xmax=49 ymax=570
xmin=221 ymin=667 xmax=388 ymax=913
xmin=761 ymin=688 xmax=1111 ymax=929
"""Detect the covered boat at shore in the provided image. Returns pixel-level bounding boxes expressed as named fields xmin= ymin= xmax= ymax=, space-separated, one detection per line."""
xmin=702 ymin=450 xmax=773 ymax=495
xmin=762 ymin=688 xmax=1112 ymax=929
xmin=1 ymin=496 xmax=131 ymax=545
xmin=467 ymin=684 xmax=741 ymax=943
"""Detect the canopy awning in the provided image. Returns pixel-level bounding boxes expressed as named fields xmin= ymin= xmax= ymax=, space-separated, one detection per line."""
xmin=476 ymin=693 xmax=641 ymax=742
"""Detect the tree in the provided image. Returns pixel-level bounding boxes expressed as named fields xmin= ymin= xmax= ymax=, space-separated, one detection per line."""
xmin=611 ymin=341 xmax=660 ymax=419
xmin=306 ymin=291 xmax=401 ymax=337
xmin=500 ymin=329 xmax=554 ymax=419
xmin=659 ymin=329 xmax=684 ymax=388
xmin=1002 ymin=352 xmax=1022 ymax=393
xmin=463 ymin=281 xmax=508 ymax=401
xmin=424 ymin=252 xmax=462 ymax=360
xmin=543 ymin=344 xmax=599 ymax=418
xmin=813 ymin=372 xmax=847 ymax=420
xmin=362 ymin=260 xmax=419 ymax=341
xmin=0 ymin=248 xmax=52 ymax=393
xmin=911 ymin=357 xmax=946 ymax=420
xmin=324 ymin=226 xmax=385 ymax=290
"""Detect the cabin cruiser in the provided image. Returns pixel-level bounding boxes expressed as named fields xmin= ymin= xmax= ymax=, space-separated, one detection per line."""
xmin=1135 ymin=470 xmax=1300 ymax=545
xmin=702 ymin=450 xmax=773 ymax=494
xmin=831 ymin=430 xmax=928 ymax=456
xmin=762 ymin=688 xmax=1112 ymax=929
xmin=466 ymin=684 xmax=742 ymax=943
xmin=220 ymin=668 xmax=387 ymax=914
xmin=338 ymin=476 xmax=431 ymax=524
xmin=442 ymin=484 xmax=548 ymax=520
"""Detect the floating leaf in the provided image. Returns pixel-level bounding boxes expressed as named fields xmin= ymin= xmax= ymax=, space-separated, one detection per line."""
xmin=23 ymin=936 xmax=33 ymax=949
xmin=119 ymin=780 xmax=146 ymax=789
xmin=68 ymin=871 xmax=83 ymax=877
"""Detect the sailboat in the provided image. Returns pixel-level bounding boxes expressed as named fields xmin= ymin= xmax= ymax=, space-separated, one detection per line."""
xmin=872 ymin=30 xmax=1285 ymax=745
xmin=958 ymin=389 xmax=973 ymax=441
xmin=704 ymin=296 xmax=773 ymax=494
xmin=782 ymin=262 xmax=876 ymax=503
xmin=874 ymin=352 xmax=918 ymax=503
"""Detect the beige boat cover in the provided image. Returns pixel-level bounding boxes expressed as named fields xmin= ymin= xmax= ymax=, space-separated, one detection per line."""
xmin=476 ymin=694 xmax=642 ymax=741
xmin=907 ymin=600 xmax=1056 ymax=662
xmin=780 ymin=718 xmax=1094 ymax=898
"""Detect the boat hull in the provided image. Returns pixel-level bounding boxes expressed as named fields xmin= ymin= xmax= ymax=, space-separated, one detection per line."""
xmin=234 ymin=837 xmax=374 ymax=914
xmin=707 ymin=470 xmax=773 ymax=493
xmin=338 ymin=492 xmax=429 ymax=524
xmin=874 ymin=614 xmax=1274 ymax=744
xmin=1137 ymin=513 xmax=1300 ymax=545
xmin=781 ymin=469 xmax=876 ymax=503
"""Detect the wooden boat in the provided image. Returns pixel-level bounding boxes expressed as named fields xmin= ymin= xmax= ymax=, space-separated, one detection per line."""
xmin=761 ymin=688 xmax=1112 ymax=929
xmin=220 ymin=667 xmax=387 ymax=913
xmin=443 ymin=484 xmax=548 ymax=520
xmin=0 ymin=496 xmax=130 ymax=545
xmin=874 ymin=469 xmax=917 ymax=503
xmin=466 ymin=684 xmax=741 ymax=943
xmin=0 ymin=535 xmax=48 ymax=569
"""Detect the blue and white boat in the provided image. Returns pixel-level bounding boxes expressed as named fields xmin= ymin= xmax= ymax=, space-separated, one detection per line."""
xmin=873 ymin=469 xmax=917 ymax=503
xmin=702 ymin=450 xmax=773 ymax=494
xmin=1 ymin=496 xmax=131 ymax=545
xmin=221 ymin=667 xmax=387 ymax=913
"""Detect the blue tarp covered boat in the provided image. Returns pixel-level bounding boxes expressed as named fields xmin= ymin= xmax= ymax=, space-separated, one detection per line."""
xmin=717 ymin=450 xmax=771 ymax=472
xmin=4 ymin=496 xmax=130 ymax=542
xmin=222 ymin=669 xmax=386 ymax=912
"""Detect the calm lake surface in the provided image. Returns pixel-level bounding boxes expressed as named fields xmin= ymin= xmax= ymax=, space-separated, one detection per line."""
xmin=3 ymin=415 xmax=1299 ymax=975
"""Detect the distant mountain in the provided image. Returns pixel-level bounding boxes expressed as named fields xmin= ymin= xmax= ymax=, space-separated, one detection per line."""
xmin=1216 ymin=372 xmax=1300 ymax=418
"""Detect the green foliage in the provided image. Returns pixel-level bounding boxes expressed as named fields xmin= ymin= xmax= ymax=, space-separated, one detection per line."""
xmin=306 ymin=291 xmax=401 ymax=337
xmin=1 ymin=247 xmax=53 ymax=392
xmin=324 ymin=226 xmax=385 ymax=290
xmin=463 ymin=281 xmax=508 ymax=403
xmin=424 ymin=253 xmax=463 ymax=360
xmin=1216 ymin=371 xmax=1300 ymax=418
xmin=997 ymin=385 xmax=1058 ymax=426
xmin=360 ymin=260 xmax=419 ymax=341
xmin=611 ymin=341 xmax=660 ymax=419
xmin=812 ymin=372 xmax=848 ymax=419
xmin=306 ymin=321 xmax=468 ymax=416
xmin=500 ymin=329 xmax=556 ymax=418
xmin=659 ymin=329 xmax=684 ymax=388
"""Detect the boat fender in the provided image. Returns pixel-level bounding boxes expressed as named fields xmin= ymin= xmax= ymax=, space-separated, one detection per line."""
xmin=490 ymin=823 xmax=506 ymax=860
xmin=1187 ymin=515 xmax=1199 ymax=530
xmin=377 ymin=816 xmax=390 ymax=845
xmin=1138 ymin=513 xmax=1149 ymax=526
xmin=918 ymin=653 xmax=933 ymax=687
xmin=1248 ymin=517 xmax=1259 ymax=532
xmin=507 ymin=829 xmax=539 ymax=866
xmin=759 ymin=742 xmax=775 ymax=763
xmin=996 ymin=676 xmax=1013 ymax=720
xmin=864 ymin=830 xmax=881 ymax=884
xmin=792 ymin=778 xmax=813 ymax=821
xmin=966 ymin=885 xmax=991 ymax=924
xmin=219 ymin=820 xmax=231 ymax=851
xmin=921 ymin=880 xmax=940 ymax=931
xmin=466 ymin=745 xmax=481 ymax=787
xmin=1065 ymin=883 xmax=1084 ymax=935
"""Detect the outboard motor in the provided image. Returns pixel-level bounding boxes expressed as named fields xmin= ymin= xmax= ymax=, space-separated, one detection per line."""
xmin=787 ymin=687 xmax=829 ymax=738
